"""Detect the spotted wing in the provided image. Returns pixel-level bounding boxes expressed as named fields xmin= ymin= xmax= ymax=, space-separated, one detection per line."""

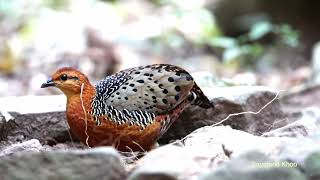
xmin=91 ymin=64 xmax=194 ymax=126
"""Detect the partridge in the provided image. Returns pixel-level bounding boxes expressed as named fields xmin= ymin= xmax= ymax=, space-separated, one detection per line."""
xmin=41 ymin=64 xmax=213 ymax=152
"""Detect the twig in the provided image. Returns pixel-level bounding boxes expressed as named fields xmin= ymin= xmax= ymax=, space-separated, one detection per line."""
xmin=132 ymin=140 xmax=147 ymax=153
xmin=80 ymin=83 xmax=91 ymax=148
xmin=210 ymin=89 xmax=286 ymax=127
xmin=171 ymin=89 xmax=286 ymax=145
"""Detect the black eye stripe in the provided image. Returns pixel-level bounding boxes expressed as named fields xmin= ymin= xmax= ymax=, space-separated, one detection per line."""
xmin=60 ymin=74 xmax=79 ymax=81
xmin=68 ymin=76 xmax=79 ymax=80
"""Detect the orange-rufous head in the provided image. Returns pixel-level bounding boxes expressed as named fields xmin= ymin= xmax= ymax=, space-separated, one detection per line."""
xmin=41 ymin=67 xmax=93 ymax=97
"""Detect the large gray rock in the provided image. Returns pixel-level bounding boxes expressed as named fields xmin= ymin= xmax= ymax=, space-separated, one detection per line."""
xmin=160 ymin=86 xmax=287 ymax=143
xmin=128 ymin=144 xmax=227 ymax=180
xmin=7 ymin=111 xmax=71 ymax=144
xmin=0 ymin=96 xmax=72 ymax=145
xmin=200 ymin=151 xmax=306 ymax=180
xmin=0 ymin=147 xmax=127 ymax=180
xmin=184 ymin=125 xmax=320 ymax=164
xmin=130 ymin=124 xmax=319 ymax=180
xmin=183 ymin=125 xmax=282 ymax=159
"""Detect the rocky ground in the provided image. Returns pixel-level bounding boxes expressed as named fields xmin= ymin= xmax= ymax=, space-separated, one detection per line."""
xmin=0 ymin=83 xmax=319 ymax=180
xmin=1 ymin=0 xmax=320 ymax=179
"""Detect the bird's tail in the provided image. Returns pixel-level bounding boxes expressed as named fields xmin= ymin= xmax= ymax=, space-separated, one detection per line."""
xmin=188 ymin=83 xmax=213 ymax=109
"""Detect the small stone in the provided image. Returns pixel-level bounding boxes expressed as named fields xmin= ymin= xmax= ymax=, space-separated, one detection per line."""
xmin=263 ymin=107 xmax=320 ymax=138
xmin=0 ymin=139 xmax=43 ymax=156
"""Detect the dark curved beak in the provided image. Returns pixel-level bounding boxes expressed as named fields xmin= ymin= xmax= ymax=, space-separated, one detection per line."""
xmin=41 ymin=79 xmax=55 ymax=88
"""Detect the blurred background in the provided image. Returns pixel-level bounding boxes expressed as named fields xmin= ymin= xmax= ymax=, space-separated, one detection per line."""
xmin=0 ymin=0 xmax=319 ymax=96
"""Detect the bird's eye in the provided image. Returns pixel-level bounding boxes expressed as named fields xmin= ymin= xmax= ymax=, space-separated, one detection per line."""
xmin=60 ymin=74 xmax=68 ymax=81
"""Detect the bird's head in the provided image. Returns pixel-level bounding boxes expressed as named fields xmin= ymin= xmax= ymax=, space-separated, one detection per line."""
xmin=41 ymin=67 xmax=92 ymax=97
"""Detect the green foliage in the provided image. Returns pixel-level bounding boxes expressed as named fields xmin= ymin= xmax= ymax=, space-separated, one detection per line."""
xmin=145 ymin=0 xmax=299 ymax=69
xmin=148 ymin=6 xmax=221 ymax=56
xmin=99 ymin=0 xmax=118 ymax=3
xmin=248 ymin=21 xmax=273 ymax=41
xmin=149 ymin=30 xmax=186 ymax=54
xmin=147 ymin=0 xmax=171 ymax=6
xmin=209 ymin=21 xmax=300 ymax=68
xmin=0 ymin=0 xmax=26 ymax=18
xmin=43 ymin=0 xmax=70 ymax=10
xmin=275 ymin=24 xmax=299 ymax=47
